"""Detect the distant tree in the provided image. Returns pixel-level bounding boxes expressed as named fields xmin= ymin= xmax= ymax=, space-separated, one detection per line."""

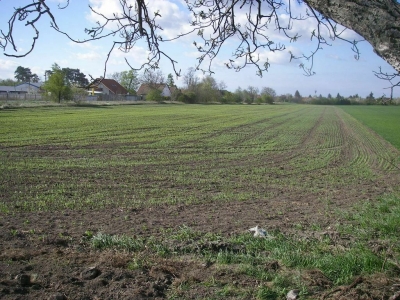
xmin=261 ymin=93 xmax=274 ymax=104
xmin=293 ymin=90 xmax=302 ymax=103
xmin=120 ymin=70 xmax=139 ymax=94
xmin=170 ymin=87 xmax=181 ymax=102
xmin=349 ymin=94 xmax=359 ymax=99
xmin=220 ymin=91 xmax=237 ymax=104
xmin=30 ymin=74 xmax=40 ymax=83
xmin=278 ymin=94 xmax=287 ymax=102
xmin=14 ymin=66 xmax=39 ymax=83
xmin=140 ymin=69 xmax=165 ymax=88
xmin=327 ymin=93 xmax=332 ymax=99
xmin=14 ymin=66 xmax=31 ymax=82
xmin=234 ymin=87 xmax=244 ymax=103
xmin=109 ymin=71 xmax=123 ymax=83
xmin=166 ymin=73 xmax=175 ymax=87
xmin=62 ymin=68 xmax=89 ymax=86
xmin=336 ymin=93 xmax=344 ymax=100
xmin=255 ymin=96 xmax=264 ymax=105
xmin=109 ymin=70 xmax=143 ymax=94
xmin=197 ymin=75 xmax=220 ymax=103
xmin=183 ymin=68 xmax=198 ymax=91
xmin=365 ymin=92 xmax=376 ymax=105
xmin=218 ymin=81 xmax=227 ymax=91
xmin=366 ymin=92 xmax=375 ymax=100
xmin=241 ymin=90 xmax=250 ymax=104
xmin=0 ymin=78 xmax=18 ymax=86
xmin=261 ymin=87 xmax=276 ymax=98
xmin=45 ymin=64 xmax=87 ymax=86
xmin=278 ymin=93 xmax=293 ymax=103
xmin=44 ymin=70 xmax=52 ymax=82
xmin=245 ymin=86 xmax=259 ymax=104
xmin=42 ymin=64 xmax=71 ymax=103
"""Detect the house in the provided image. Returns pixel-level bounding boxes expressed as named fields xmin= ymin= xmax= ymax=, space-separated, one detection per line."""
xmin=87 ymin=78 xmax=128 ymax=95
xmin=0 ymin=82 xmax=43 ymax=94
xmin=136 ymin=83 xmax=171 ymax=99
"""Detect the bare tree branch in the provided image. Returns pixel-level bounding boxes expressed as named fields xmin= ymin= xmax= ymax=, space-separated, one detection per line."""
xmin=1 ymin=0 xmax=398 ymax=86
xmin=1 ymin=0 xmax=59 ymax=58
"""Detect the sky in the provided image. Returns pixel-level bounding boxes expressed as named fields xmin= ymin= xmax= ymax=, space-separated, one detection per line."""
xmin=0 ymin=0 xmax=399 ymax=98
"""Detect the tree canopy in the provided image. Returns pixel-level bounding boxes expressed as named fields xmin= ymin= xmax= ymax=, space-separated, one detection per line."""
xmin=0 ymin=78 xmax=18 ymax=86
xmin=1 ymin=1 xmax=399 ymax=89
xmin=109 ymin=70 xmax=140 ymax=94
xmin=42 ymin=64 xmax=72 ymax=103
xmin=45 ymin=66 xmax=89 ymax=87
xmin=14 ymin=66 xmax=39 ymax=83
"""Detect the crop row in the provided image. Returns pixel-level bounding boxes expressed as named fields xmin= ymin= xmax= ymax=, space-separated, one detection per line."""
xmin=1 ymin=105 xmax=399 ymax=213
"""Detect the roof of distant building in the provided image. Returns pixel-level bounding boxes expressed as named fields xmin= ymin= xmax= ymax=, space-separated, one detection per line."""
xmin=137 ymin=83 xmax=169 ymax=95
xmin=88 ymin=78 xmax=128 ymax=95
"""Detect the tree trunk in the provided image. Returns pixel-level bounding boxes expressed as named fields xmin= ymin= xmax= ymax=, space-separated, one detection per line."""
xmin=304 ymin=0 xmax=400 ymax=72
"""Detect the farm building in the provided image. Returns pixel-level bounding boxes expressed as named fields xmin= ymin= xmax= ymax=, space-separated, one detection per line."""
xmin=0 ymin=82 xmax=43 ymax=94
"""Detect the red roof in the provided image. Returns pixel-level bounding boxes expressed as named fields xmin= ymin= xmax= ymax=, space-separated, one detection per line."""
xmin=89 ymin=78 xmax=128 ymax=95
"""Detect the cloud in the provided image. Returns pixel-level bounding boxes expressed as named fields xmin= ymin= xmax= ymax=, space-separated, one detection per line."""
xmin=107 ymin=45 xmax=150 ymax=67
xmin=147 ymin=1 xmax=192 ymax=40
xmin=326 ymin=54 xmax=342 ymax=61
xmin=87 ymin=0 xmax=195 ymax=43
xmin=72 ymin=51 xmax=102 ymax=60
xmin=87 ymin=0 xmax=123 ymax=26
xmin=0 ymin=59 xmax=18 ymax=78
xmin=68 ymin=41 xmax=101 ymax=50
xmin=258 ymin=46 xmax=302 ymax=66
xmin=0 ymin=59 xmax=18 ymax=71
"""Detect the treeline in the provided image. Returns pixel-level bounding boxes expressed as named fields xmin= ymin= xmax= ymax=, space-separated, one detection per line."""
xmin=171 ymin=68 xmax=276 ymax=104
xmin=2 ymin=64 xmax=398 ymax=105
xmin=301 ymin=92 xmax=395 ymax=106
xmin=1 ymin=65 xmax=88 ymax=87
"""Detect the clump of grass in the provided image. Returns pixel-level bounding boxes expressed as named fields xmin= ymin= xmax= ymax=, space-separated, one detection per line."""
xmin=340 ymin=193 xmax=400 ymax=274
xmin=257 ymin=285 xmax=279 ymax=299
xmin=91 ymin=232 xmax=145 ymax=252
xmin=343 ymin=194 xmax=400 ymax=241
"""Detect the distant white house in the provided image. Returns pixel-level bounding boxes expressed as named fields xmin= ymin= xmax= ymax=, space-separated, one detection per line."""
xmin=0 ymin=82 xmax=43 ymax=94
xmin=136 ymin=83 xmax=172 ymax=99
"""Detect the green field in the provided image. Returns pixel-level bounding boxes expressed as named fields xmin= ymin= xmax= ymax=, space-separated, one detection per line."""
xmin=341 ymin=105 xmax=400 ymax=149
xmin=0 ymin=104 xmax=399 ymax=299
xmin=1 ymin=104 xmax=398 ymax=212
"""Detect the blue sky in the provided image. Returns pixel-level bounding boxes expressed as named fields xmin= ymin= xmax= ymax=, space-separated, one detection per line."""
xmin=1 ymin=0 xmax=398 ymax=98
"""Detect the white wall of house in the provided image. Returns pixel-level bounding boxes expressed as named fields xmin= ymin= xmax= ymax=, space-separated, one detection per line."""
xmin=161 ymin=85 xmax=171 ymax=97
xmin=98 ymin=83 xmax=110 ymax=95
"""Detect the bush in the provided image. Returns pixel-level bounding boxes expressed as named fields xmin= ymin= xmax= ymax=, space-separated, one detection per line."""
xmin=177 ymin=91 xmax=197 ymax=103
xmin=146 ymin=89 xmax=163 ymax=102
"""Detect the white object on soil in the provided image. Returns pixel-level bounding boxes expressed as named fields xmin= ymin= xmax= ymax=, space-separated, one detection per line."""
xmin=248 ymin=225 xmax=267 ymax=238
